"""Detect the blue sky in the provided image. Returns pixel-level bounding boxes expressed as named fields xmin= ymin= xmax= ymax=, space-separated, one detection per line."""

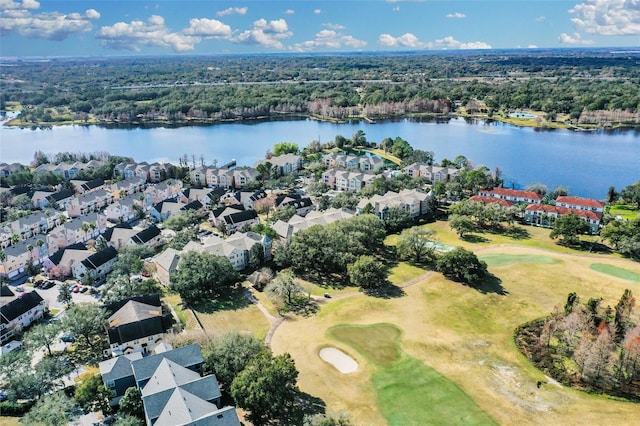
xmin=1 ymin=0 xmax=639 ymax=56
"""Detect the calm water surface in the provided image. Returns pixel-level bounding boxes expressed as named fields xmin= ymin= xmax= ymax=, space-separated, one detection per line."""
xmin=1 ymin=117 xmax=639 ymax=199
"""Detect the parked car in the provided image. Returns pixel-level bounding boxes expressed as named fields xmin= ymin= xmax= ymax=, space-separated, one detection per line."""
xmin=34 ymin=280 xmax=45 ymax=288
xmin=72 ymin=285 xmax=81 ymax=293
xmin=60 ymin=334 xmax=75 ymax=343
xmin=0 ymin=391 xmax=8 ymax=402
xmin=41 ymin=281 xmax=56 ymax=289
xmin=80 ymin=286 xmax=89 ymax=293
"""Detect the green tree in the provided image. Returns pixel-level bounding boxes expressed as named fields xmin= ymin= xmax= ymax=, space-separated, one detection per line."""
xmin=119 ymin=387 xmax=144 ymax=419
xmin=272 ymin=205 xmax=297 ymax=222
xmin=169 ymin=251 xmax=239 ymax=306
xmin=330 ymin=191 xmax=359 ymax=210
xmin=437 ymin=247 xmax=488 ymax=285
xmin=4 ymin=355 xmax=73 ymax=400
xmin=550 ymin=213 xmax=590 ymax=246
xmin=396 ymin=227 xmax=437 ymax=264
xmin=265 ymin=271 xmax=306 ymax=307
xmin=168 ymin=227 xmax=198 ymax=250
xmin=22 ymin=391 xmax=79 ymax=426
xmin=202 ymin=332 xmax=267 ymax=388
xmin=62 ymin=303 xmax=108 ymax=349
xmin=390 ymin=137 xmax=413 ymax=159
xmin=248 ymin=243 xmax=265 ymax=270
xmin=74 ymin=373 xmax=111 ymax=414
xmin=449 ymin=214 xmax=476 ymax=238
xmin=231 ymin=352 xmax=303 ymax=425
xmin=620 ymin=181 xmax=640 ymax=209
xmin=57 ymin=282 xmax=73 ymax=307
xmin=382 ymin=206 xmax=413 ymax=233
xmin=251 ymin=223 xmax=278 ymax=239
xmin=113 ymin=414 xmax=144 ymax=426
xmin=347 ymin=255 xmax=387 ymax=289
xmin=273 ymin=142 xmax=300 ymax=156
xmin=24 ymin=322 xmax=60 ymax=357
xmin=600 ymin=216 xmax=640 ymax=259
xmin=614 ymin=289 xmax=636 ymax=342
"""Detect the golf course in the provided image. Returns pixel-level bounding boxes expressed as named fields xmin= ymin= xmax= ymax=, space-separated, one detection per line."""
xmin=270 ymin=222 xmax=640 ymax=425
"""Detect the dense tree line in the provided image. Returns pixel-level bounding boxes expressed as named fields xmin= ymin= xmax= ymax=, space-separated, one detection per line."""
xmin=515 ymin=291 xmax=640 ymax=400
xmin=3 ymin=51 xmax=639 ymax=127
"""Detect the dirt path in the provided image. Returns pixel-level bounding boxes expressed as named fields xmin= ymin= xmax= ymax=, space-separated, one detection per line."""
xmin=243 ymin=288 xmax=287 ymax=346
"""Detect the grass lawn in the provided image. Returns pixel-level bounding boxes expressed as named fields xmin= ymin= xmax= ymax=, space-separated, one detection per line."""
xmin=271 ymin=220 xmax=640 ymax=426
xmin=0 ymin=418 xmax=21 ymax=426
xmin=387 ymin=262 xmax=427 ymax=286
xmin=590 ymin=263 xmax=640 ymax=282
xmin=609 ymin=204 xmax=639 ymax=220
xmin=193 ymin=290 xmax=271 ymax=340
xmin=163 ymin=294 xmax=199 ymax=331
xmin=480 ymin=253 xmax=561 ymax=267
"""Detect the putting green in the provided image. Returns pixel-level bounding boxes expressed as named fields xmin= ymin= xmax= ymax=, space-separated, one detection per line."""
xmin=590 ymin=263 xmax=640 ymax=282
xmin=480 ymin=253 xmax=560 ymax=267
xmin=329 ymin=323 xmax=497 ymax=426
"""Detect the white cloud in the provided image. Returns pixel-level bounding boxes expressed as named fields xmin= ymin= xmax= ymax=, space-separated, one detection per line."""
xmin=528 ymin=44 xmax=538 ymax=48
xmin=285 ymin=9 xmax=295 ymax=15
xmin=97 ymin=15 xmax=200 ymax=52
xmin=570 ymin=0 xmax=640 ymax=35
xmin=314 ymin=9 xmax=322 ymax=14
xmin=446 ymin=12 xmax=466 ymax=19
xmin=232 ymin=18 xmax=292 ymax=49
xmin=378 ymin=32 xmax=426 ymax=48
xmin=323 ymin=22 xmax=345 ymax=30
xmin=0 ymin=0 xmax=100 ymax=41
xmin=379 ymin=33 xmax=491 ymax=50
xmin=290 ymin=29 xmax=367 ymax=51
xmin=558 ymin=32 xmax=594 ymax=45
xmin=535 ymin=16 xmax=546 ymax=22
xmin=216 ymin=6 xmax=248 ymax=17
xmin=0 ymin=0 xmax=39 ymax=10
xmin=435 ymin=36 xmax=491 ymax=49
xmin=392 ymin=6 xmax=400 ymax=12
xmin=184 ymin=18 xmax=232 ymax=38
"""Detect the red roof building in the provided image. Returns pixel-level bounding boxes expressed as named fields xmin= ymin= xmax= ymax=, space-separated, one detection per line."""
xmin=477 ymin=188 xmax=542 ymax=204
xmin=555 ymin=196 xmax=605 ymax=215
xmin=469 ymin=195 xmax=514 ymax=207
xmin=524 ymin=204 xmax=601 ymax=232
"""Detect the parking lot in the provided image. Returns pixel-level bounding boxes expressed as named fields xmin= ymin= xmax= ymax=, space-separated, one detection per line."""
xmin=19 ymin=280 xmax=101 ymax=313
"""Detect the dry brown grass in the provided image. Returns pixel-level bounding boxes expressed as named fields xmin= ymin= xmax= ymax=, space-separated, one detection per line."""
xmin=195 ymin=302 xmax=271 ymax=341
xmin=271 ymin=223 xmax=640 ymax=426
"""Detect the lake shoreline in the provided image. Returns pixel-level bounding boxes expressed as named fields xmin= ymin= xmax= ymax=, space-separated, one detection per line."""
xmin=4 ymin=111 xmax=638 ymax=133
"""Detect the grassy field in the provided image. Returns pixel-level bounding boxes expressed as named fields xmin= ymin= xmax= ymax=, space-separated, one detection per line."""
xmin=590 ymin=263 xmax=640 ymax=282
xmin=271 ymin=220 xmax=640 ymax=426
xmin=329 ymin=324 xmax=496 ymax=425
xmin=609 ymin=204 xmax=639 ymax=220
xmin=480 ymin=254 xmax=560 ymax=267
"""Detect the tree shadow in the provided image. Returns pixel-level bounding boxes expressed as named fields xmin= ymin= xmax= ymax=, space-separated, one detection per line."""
xmin=578 ymin=241 xmax=613 ymax=255
xmin=503 ymin=226 xmax=531 ymax=240
xmin=297 ymin=391 xmax=327 ymax=416
xmin=192 ymin=287 xmax=250 ymax=314
xmin=461 ymin=234 xmax=489 ymax=243
xmin=473 ymin=273 xmax=508 ymax=296
xmin=363 ymin=281 xmax=406 ymax=299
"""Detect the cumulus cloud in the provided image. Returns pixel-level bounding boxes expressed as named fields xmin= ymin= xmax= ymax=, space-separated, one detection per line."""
xmin=378 ymin=32 xmax=426 ymax=48
xmin=558 ymin=32 xmax=594 ymax=45
xmin=379 ymin=33 xmax=491 ymax=50
xmin=0 ymin=0 xmax=100 ymax=40
xmin=528 ymin=44 xmax=538 ymax=48
xmin=435 ymin=36 xmax=491 ymax=49
xmin=446 ymin=12 xmax=466 ymax=19
xmin=314 ymin=9 xmax=322 ymax=14
xmin=570 ymin=0 xmax=640 ymax=35
xmin=285 ymin=9 xmax=295 ymax=15
xmin=0 ymin=0 xmax=40 ymax=10
xmin=216 ymin=6 xmax=248 ymax=17
xmin=184 ymin=18 xmax=232 ymax=38
xmin=231 ymin=18 xmax=292 ymax=49
xmin=535 ymin=16 xmax=546 ymax=22
xmin=290 ymin=29 xmax=367 ymax=51
xmin=323 ymin=22 xmax=345 ymax=30
xmin=97 ymin=15 xmax=200 ymax=52
xmin=392 ymin=6 xmax=400 ymax=12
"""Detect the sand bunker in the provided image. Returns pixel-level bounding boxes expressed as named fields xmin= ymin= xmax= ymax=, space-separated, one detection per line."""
xmin=319 ymin=347 xmax=358 ymax=374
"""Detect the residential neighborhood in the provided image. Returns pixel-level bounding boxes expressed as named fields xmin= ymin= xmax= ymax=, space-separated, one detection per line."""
xmin=0 ymin=142 xmax=637 ymax=426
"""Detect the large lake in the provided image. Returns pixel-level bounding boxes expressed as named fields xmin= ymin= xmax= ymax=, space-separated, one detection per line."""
xmin=1 ymin=117 xmax=639 ymax=199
